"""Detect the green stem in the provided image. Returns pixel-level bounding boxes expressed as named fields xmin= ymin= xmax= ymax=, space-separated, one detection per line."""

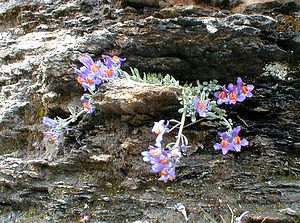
xmin=220 ymin=116 xmax=232 ymax=132
xmin=174 ymin=111 xmax=186 ymax=147
xmin=168 ymin=123 xmax=181 ymax=133
xmin=183 ymin=118 xmax=205 ymax=129
xmin=64 ymin=110 xmax=86 ymax=127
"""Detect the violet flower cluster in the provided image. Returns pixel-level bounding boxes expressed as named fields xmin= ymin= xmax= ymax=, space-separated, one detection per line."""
xmin=74 ymin=55 xmax=125 ymax=93
xmin=142 ymin=120 xmax=185 ymax=182
xmin=43 ymin=54 xmax=125 ymax=145
xmin=142 ymin=77 xmax=254 ymax=182
xmin=213 ymin=126 xmax=249 ymax=155
xmin=211 ymin=77 xmax=253 ymax=155
xmin=43 ymin=117 xmax=71 ymax=145
xmin=214 ymin=77 xmax=254 ymax=105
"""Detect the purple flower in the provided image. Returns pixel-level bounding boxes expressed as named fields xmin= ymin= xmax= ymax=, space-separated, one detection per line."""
xmin=214 ymin=126 xmax=248 ymax=154
xmin=75 ymin=54 xmax=126 ymax=91
xmin=149 ymin=148 xmax=171 ymax=171
xmin=74 ymin=66 xmax=102 ymax=92
xmin=147 ymin=153 xmax=176 ymax=182
xmin=141 ymin=145 xmax=162 ymax=164
xmin=43 ymin=117 xmax=58 ymax=128
xmin=43 ymin=116 xmax=72 ymax=145
xmin=81 ymin=96 xmax=95 ymax=114
xmin=100 ymin=66 xmax=116 ymax=79
xmin=214 ymin=85 xmax=229 ymax=105
xmin=213 ymin=131 xmax=235 ymax=155
xmin=193 ymin=96 xmax=210 ymax=117
xmin=142 ymin=145 xmax=178 ymax=182
xmin=78 ymin=54 xmax=103 ymax=73
xmin=169 ymin=145 xmax=183 ymax=161
xmin=102 ymin=55 xmax=126 ymax=68
xmin=44 ymin=131 xmax=62 ymax=145
xmin=150 ymin=157 xmax=172 ymax=173
xmin=158 ymin=166 xmax=176 ymax=182
xmin=152 ymin=120 xmax=169 ymax=147
xmin=227 ymin=83 xmax=238 ymax=104
xmin=236 ymin=77 xmax=254 ymax=102
xmin=214 ymin=78 xmax=254 ymax=105
xmin=101 ymin=55 xmax=126 ymax=79
xmin=231 ymin=126 xmax=248 ymax=152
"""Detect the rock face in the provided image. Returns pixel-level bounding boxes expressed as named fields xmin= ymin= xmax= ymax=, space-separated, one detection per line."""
xmin=0 ymin=0 xmax=300 ymax=222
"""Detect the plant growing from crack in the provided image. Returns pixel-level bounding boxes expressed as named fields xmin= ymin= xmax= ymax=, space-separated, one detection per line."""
xmin=139 ymin=70 xmax=254 ymax=182
xmin=43 ymin=54 xmax=125 ymax=144
xmin=43 ymin=54 xmax=254 ymax=183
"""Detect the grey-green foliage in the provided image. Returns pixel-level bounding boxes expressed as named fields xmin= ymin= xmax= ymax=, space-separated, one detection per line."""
xmin=125 ymin=67 xmax=180 ymax=87
xmin=178 ymin=84 xmax=198 ymax=122
xmin=67 ymin=93 xmax=93 ymax=124
xmin=196 ymin=80 xmax=220 ymax=96
xmin=125 ymin=67 xmax=232 ymax=128
xmin=177 ymin=80 xmax=230 ymax=125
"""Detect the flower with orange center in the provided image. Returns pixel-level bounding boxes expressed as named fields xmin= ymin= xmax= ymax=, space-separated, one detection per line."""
xmin=194 ymin=96 xmax=210 ymax=117
xmin=241 ymin=86 xmax=248 ymax=94
xmin=83 ymin=101 xmax=90 ymax=109
xmin=158 ymin=167 xmax=176 ymax=182
xmin=106 ymin=68 xmax=113 ymax=76
xmin=231 ymin=126 xmax=248 ymax=152
xmin=214 ymin=86 xmax=229 ymax=105
xmin=112 ymin=55 xmax=119 ymax=60
xmin=142 ymin=146 xmax=163 ymax=164
xmin=213 ymin=131 xmax=234 ymax=155
xmin=76 ymin=76 xmax=83 ymax=85
xmin=227 ymin=83 xmax=238 ymax=104
xmin=219 ymin=91 xmax=226 ymax=99
xmin=168 ymin=176 xmax=174 ymax=181
xmin=160 ymin=158 xmax=169 ymax=164
xmin=233 ymin=136 xmax=241 ymax=144
xmin=160 ymin=170 xmax=168 ymax=176
xmin=221 ymin=139 xmax=229 ymax=147
xmin=49 ymin=135 xmax=57 ymax=142
xmin=198 ymin=101 xmax=204 ymax=109
xmin=142 ymin=145 xmax=176 ymax=182
xmin=81 ymin=96 xmax=95 ymax=114
xmin=43 ymin=131 xmax=62 ymax=145
xmin=91 ymin=63 xmax=100 ymax=72
xmin=236 ymin=77 xmax=254 ymax=102
xmin=86 ymin=76 xmax=94 ymax=84
xmin=102 ymin=54 xmax=126 ymax=68
xmin=229 ymin=92 xmax=236 ymax=100
xmin=150 ymin=149 xmax=160 ymax=157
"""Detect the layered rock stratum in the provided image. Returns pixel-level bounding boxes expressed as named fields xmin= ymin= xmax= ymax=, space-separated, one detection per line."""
xmin=0 ymin=0 xmax=300 ymax=222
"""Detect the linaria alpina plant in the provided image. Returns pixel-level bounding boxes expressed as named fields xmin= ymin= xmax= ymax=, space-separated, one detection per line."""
xmin=141 ymin=76 xmax=253 ymax=182
xmin=43 ymin=54 xmax=254 ymax=183
xmin=42 ymin=54 xmax=126 ymax=144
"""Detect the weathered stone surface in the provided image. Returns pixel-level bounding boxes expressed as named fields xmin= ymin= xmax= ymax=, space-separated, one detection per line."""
xmin=243 ymin=0 xmax=300 ymax=14
xmin=0 ymin=0 xmax=300 ymax=222
xmin=93 ymin=79 xmax=180 ymax=125
xmin=196 ymin=0 xmax=243 ymax=9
